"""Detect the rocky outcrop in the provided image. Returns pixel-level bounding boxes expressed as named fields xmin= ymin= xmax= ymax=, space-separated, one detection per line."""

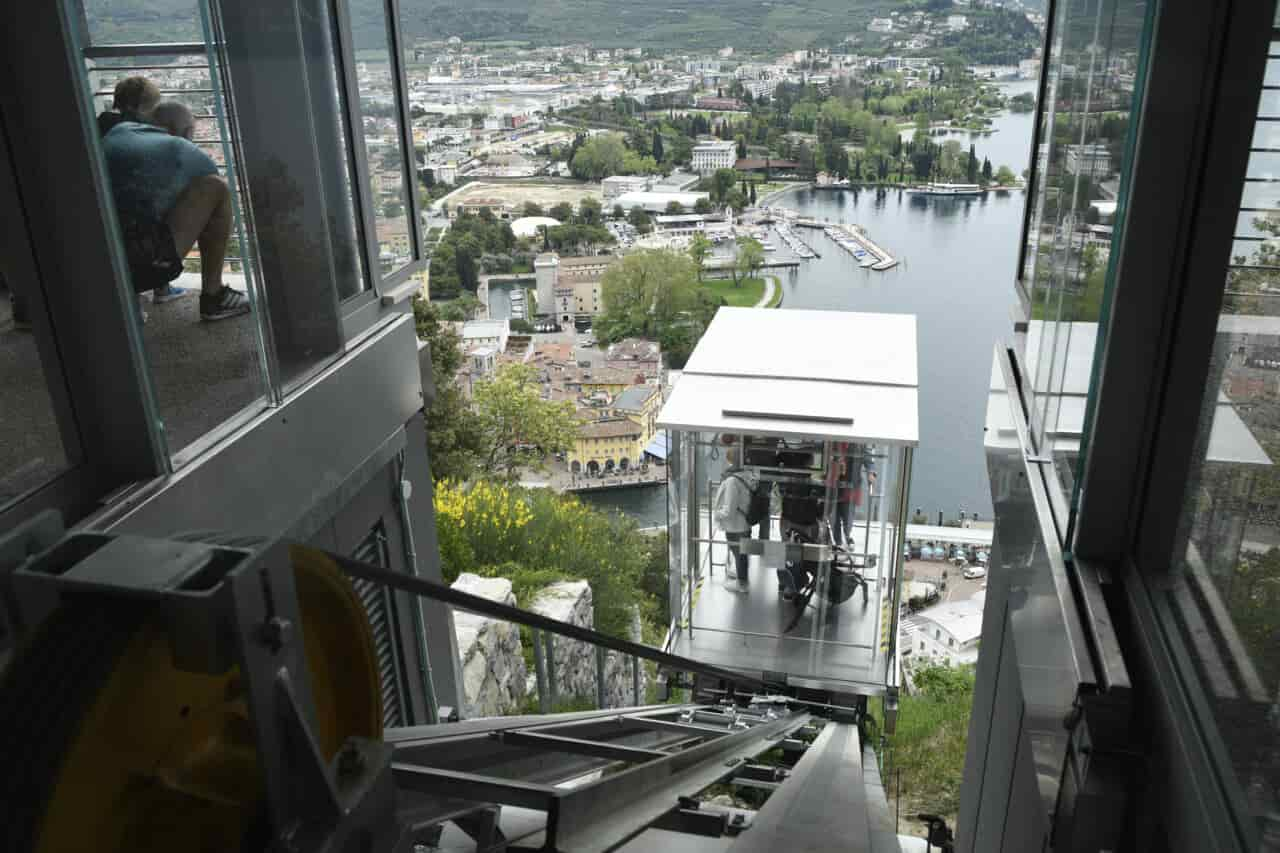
xmin=527 ymin=583 xmax=648 ymax=709
xmin=451 ymin=573 xmax=527 ymax=718
xmin=452 ymin=575 xmax=649 ymax=718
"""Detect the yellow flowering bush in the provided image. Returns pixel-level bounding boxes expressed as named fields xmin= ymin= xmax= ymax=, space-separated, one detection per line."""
xmin=434 ymin=479 xmax=665 ymax=639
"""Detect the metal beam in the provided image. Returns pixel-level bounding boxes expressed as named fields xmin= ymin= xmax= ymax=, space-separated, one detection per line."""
xmin=392 ymin=764 xmax=557 ymax=811
xmin=496 ymin=730 xmax=666 ymax=764
xmin=549 ymin=712 xmax=810 ymax=851
xmin=323 ymin=548 xmax=771 ymax=690
xmin=618 ymin=715 xmax=732 ymax=738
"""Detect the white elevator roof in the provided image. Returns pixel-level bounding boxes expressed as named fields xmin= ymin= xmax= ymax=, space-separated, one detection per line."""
xmin=658 ymin=308 xmax=919 ymax=444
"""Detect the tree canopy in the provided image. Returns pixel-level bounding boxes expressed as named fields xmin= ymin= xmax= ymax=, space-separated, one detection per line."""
xmin=472 ymin=363 xmax=578 ymax=480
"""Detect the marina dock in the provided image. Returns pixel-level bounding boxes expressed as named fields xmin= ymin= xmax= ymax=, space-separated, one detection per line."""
xmin=794 ymin=220 xmax=899 ymax=270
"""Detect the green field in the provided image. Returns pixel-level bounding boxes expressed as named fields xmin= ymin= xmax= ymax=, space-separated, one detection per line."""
xmin=701 ymin=276 xmax=766 ymax=308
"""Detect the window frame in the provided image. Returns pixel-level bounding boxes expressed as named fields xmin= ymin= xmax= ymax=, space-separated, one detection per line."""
xmin=1061 ymin=0 xmax=1280 ymax=848
xmin=0 ymin=2 xmax=175 ymax=529
xmin=332 ymin=0 xmax=425 ymax=332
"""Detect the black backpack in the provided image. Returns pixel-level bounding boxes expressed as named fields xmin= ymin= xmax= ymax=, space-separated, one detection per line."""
xmin=727 ymin=472 xmax=770 ymax=526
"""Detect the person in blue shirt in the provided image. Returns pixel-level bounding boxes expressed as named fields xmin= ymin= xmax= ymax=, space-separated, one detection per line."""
xmin=102 ymin=99 xmax=248 ymax=321
xmin=96 ymin=77 xmax=192 ymax=306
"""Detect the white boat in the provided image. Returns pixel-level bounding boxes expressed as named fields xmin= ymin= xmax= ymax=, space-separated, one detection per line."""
xmin=908 ymin=182 xmax=985 ymax=196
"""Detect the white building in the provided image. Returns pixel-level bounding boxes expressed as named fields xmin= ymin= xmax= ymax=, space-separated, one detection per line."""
xmin=691 ymin=140 xmax=737 ymax=176
xmin=902 ymin=592 xmax=985 ymax=667
xmin=947 ymin=14 xmax=969 ymax=30
xmin=602 ymin=175 xmax=651 ymax=200
xmin=868 ymin=17 xmax=894 ymax=32
xmin=615 ymin=190 xmax=711 ymax=213
xmin=460 ymin=318 xmax=510 ymax=354
xmin=653 ymin=214 xmax=733 ymax=238
xmin=1064 ymin=143 xmax=1113 ymax=176
xmin=534 ymin=253 xmax=559 ymax=316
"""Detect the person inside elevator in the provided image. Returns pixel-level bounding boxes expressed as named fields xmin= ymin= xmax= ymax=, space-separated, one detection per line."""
xmin=713 ymin=446 xmax=769 ymax=593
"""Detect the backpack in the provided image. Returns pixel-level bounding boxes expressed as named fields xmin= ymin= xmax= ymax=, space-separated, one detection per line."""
xmin=728 ymin=472 xmax=770 ymax=526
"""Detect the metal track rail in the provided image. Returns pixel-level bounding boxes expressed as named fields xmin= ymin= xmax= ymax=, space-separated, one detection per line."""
xmin=323 ymin=549 xmax=772 ymax=692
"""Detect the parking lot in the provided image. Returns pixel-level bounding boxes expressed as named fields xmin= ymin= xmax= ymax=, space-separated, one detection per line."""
xmin=903 ymin=556 xmax=987 ymax=602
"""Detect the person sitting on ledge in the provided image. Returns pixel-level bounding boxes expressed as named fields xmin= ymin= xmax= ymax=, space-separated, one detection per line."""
xmin=102 ymin=98 xmax=249 ymax=322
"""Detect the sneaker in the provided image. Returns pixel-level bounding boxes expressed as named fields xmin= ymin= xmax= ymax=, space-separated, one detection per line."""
xmin=152 ymin=284 xmax=194 ymax=304
xmin=200 ymin=286 xmax=250 ymax=322
xmin=723 ymin=577 xmax=749 ymax=593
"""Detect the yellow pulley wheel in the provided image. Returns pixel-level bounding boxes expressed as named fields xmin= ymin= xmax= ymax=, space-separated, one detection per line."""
xmin=0 ymin=545 xmax=383 ymax=853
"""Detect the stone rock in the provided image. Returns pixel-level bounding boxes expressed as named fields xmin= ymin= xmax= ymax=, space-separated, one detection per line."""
xmin=451 ymin=573 xmax=527 ymax=718
xmin=530 ymin=581 xmax=596 ymax=703
xmin=528 ymin=584 xmax=649 ymax=709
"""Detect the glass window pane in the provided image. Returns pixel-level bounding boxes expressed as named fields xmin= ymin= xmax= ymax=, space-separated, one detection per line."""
xmin=1167 ymin=33 xmax=1280 ymax=846
xmin=349 ymin=0 xmax=415 ymax=278
xmin=73 ymin=0 xmax=375 ymax=457
xmin=1021 ymin=0 xmax=1154 ymax=508
xmin=78 ymin=21 xmax=272 ymax=462
xmin=0 ymin=270 xmax=76 ymax=509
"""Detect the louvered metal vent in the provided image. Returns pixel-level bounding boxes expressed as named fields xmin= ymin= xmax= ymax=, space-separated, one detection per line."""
xmin=351 ymin=526 xmax=410 ymax=728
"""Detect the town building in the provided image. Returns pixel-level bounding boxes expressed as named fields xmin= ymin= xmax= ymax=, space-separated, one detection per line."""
xmin=652 ymin=214 xmax=733 ymax=239
xmin=902 ymin=592 xmax=985 ymax=667
xmin=1063 ymin=143 xmax=1114 ymax=176
xmin=691 ymin=140 xmax=738 ymax=176
xmin=694 ymin=96 xmax=747 ymax=112
xmin=614 ymin=190 xmax=711 ymax=214
xmin=601 ymin=174 xmax=651 ymax=200
xmin=534 ymin=253 xmax=619 ymax=323
xmin=569 ymin=418 xmax=644 ymax=476
xmin=868 ymin=17 xmax=894 ymax=33
xmin=946 ymin=14 xmax=969 ymax=30
xmin=459 ymin=318 xmax=510 ymax=354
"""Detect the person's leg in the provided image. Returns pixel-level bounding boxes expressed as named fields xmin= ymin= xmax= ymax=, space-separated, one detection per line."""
xmin=167 ymin=174 xmax=231 ymax=296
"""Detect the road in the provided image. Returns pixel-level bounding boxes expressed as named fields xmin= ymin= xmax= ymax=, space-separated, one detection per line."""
xmin=903 ymin=558 xmax=986 ymax=602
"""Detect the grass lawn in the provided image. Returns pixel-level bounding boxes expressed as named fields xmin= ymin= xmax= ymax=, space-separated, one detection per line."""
xmin=880 ymin=663 xmax=975 ymax=835
xmin=701 ymin=276 xmax=766 ymax=307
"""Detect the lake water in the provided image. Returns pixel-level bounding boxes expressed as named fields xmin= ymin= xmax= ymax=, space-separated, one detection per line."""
xmin=580 ymin=86 xmax=1037 ymax=526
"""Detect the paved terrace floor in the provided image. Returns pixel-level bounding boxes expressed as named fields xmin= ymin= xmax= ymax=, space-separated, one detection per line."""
xmin=1 ymin=274 xmax=262 ymax=504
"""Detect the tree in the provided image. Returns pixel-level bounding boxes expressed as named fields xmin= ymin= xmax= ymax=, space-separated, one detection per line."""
xmin=749 ymin=183 xmax=757 ymax=205
xmin=569 ymin=133 xmax=629 ymax=180
xmin=628 ymin=206 xmax=653 ymax=233
xmin=735 ymin=134 xmax=747 ymax=160
xmin=472 ymin=363 xmax=577 ymax=480
xmin=579 ymin=197 xmax=603 ymax=226
xmin=966 ymin=143 xmax=978 ymax=184
xmin=598 ymin=249 xmax=701 ymax=340
xmin=652 ymin=130 xmax=665 ymax=163
xmin=981 ymin=157 xmax=993 ymax=183
xmin=710 ymin=168 xmax=738 ymax=204
xmin=694 ymin=197 xmax=713 ymax=215
xmin=412 ymin=298 xmax=485 ymax=482
xmin=733 ymin=236 xmax=766 ymax=287
xmin=688 ymin=232 xmax=713 ymax=281
xmin=665 ymin=200 xmax=686 ymax=216
xmin=521 ymin=201 xmax=544 ymax=218
xmin=994 ymin=164 xmax=1017 ymax=186
xmin=549 ymin=202 xmax=575 ymax=223
xmin=455 ymin=234 xmax=483 ymax=292
xmin=612 ymin=203 xmax=626 ymax=220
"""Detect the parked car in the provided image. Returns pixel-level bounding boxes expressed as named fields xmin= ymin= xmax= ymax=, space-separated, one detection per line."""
xmin=963 ymin=565 xmax=987 ymax=580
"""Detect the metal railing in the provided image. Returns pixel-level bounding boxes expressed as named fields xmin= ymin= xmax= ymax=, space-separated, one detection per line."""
xmin=82 ymin=45 xmax=250 ymax=268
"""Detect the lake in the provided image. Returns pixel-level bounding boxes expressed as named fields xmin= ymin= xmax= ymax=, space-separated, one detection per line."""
xmin=580 ymin=87 xmax=1037 ymax=526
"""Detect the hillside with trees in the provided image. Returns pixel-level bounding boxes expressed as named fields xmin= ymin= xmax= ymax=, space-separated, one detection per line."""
xmin=85 ymin=0 xmax=1041 ymax=56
